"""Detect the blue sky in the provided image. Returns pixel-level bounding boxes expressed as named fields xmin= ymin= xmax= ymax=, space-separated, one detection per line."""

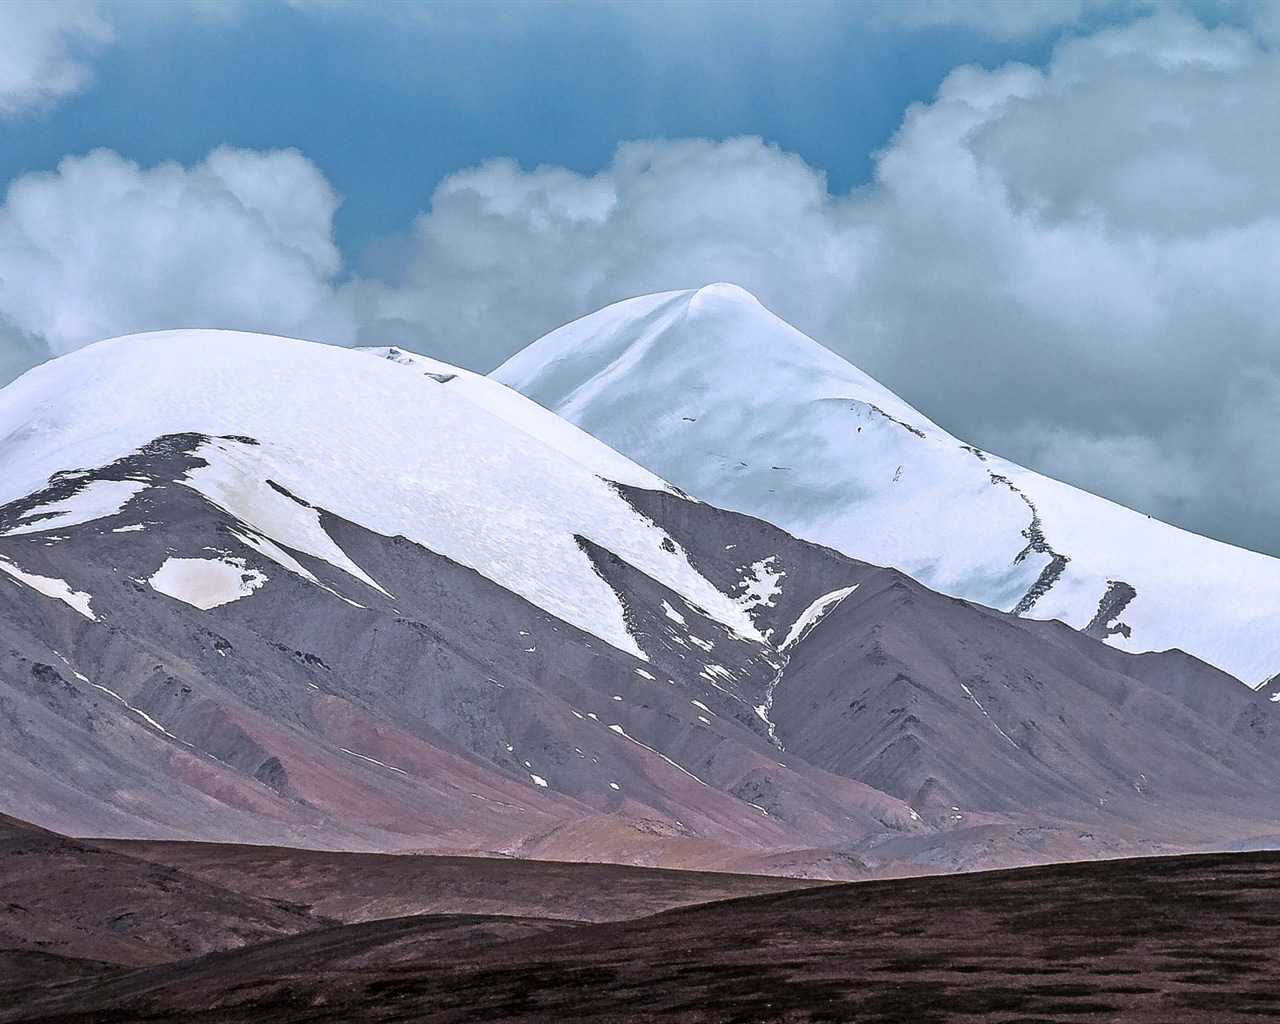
xmin=2 ymin=0 xmax=1280 ymax=558
xmin=3 ymin=2 xmax=1072 ymax=265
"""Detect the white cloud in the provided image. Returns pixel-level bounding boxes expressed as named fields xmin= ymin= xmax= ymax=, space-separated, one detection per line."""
xmin=0 ymin=147 xmax=355 ymax=361
xmin=0 ymin=2 xmax=114 ymax=119
xmin=845 ymin=13 xmax=1280 ymax=494
xmin=350 ymin=138 xmax=866 ymax=365
xmin=868 ymin=13 xmax=1280 ymax=555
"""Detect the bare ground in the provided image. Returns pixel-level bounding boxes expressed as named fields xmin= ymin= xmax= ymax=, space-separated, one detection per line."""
xmin=5 ymin=834 xmax=1280 ymax=1023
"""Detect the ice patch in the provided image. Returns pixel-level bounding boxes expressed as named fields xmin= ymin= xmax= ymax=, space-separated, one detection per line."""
xmin=340 ymin=747 xmax=408 ymax=774
xmin=111 ymin=523 xmax=147 ymax=533
xmin=753 ymin=657 xmax=788 ymax=751
xmin=233 ymin=529 xmax=314 ymax=580
xmin=0 ymin=557 xmax=95 ymax=620
xmin=148 ymin=555 xmax=268 ymax=610
xmin=89 ymin=680 xmax=175 ymax=737
xmin=661 ymin=600 xmax=686 ymax=625
xmin=229 ymin=528 xmax=364 ymax=608
xmin=529 ymin=773 xmax=548 ymax=787
xmin=959 ymin=682 xmax=1019 ymax=748
xmin=634 ymin=668 xmax=655 ymax=680
xmin=2 ymin=478 xmax=147 ymax=536
xmin=780 ymin=584 xmax=859 ymax=651
xmin=602 ymin=723 xmax=708 ymax=785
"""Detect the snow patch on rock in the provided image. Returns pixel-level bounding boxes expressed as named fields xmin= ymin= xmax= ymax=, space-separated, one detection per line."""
xmin=148 ymin=555 xmax=268 ymax=610
xmin=0 ymin=556 xmax=96 ymax=619
xmin=2 ymin=478 xmax=147 ymax=536
xmin=780 ymin=585 xmax=859 ymax=651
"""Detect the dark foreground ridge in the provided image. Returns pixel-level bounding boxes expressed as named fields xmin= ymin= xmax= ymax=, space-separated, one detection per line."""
xmin=5 ymin=819 xmax=1280 ymax=1023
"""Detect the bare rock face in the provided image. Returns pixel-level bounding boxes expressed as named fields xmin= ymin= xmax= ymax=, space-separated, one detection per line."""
xmin=0 ymin=430 xmax=912 ymax=866
xmin=1 ymin=331 xmax=1280 ymax=877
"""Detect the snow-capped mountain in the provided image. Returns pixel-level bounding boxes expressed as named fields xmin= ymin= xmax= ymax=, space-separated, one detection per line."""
xmin=494 ymin=283 xmax=1280 ymax=687
xmin=0 ymin=331 xmax=768 ymax=661
xmin=0 ymin=331 xmax=923 ymax=862
xmin=4 ymin=328 xmax=1280 ymax=876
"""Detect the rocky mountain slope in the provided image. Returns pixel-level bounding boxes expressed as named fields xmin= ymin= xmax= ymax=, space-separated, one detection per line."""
xmin=1 ymin=330 xmax=1279 ymax=875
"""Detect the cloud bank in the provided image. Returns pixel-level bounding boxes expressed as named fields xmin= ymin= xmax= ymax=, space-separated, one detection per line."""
xmin=0 ymin=12 xmax=1277 ymax=555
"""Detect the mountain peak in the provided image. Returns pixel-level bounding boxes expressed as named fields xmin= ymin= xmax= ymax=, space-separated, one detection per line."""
xmin=494 ymin=286 xmax=921 ymax=433
xmin=685 ymin=281 xmax=765 ymax=313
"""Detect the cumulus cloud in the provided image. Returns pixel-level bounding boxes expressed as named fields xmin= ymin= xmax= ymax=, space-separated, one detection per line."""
xmin=841 ymin=12 xmax=1280 ymax=553
xmin=0 ymin=146 xmax=355 ymax=370
xmin=349 ymin=138 xmax=867 ymax=365
xmin=0 ymin=2 xmax=114 ymax=119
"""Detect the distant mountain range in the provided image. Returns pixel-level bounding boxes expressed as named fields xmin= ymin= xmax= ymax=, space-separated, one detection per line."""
xmin=1 ymin=301 xmax=1278 ymax=878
